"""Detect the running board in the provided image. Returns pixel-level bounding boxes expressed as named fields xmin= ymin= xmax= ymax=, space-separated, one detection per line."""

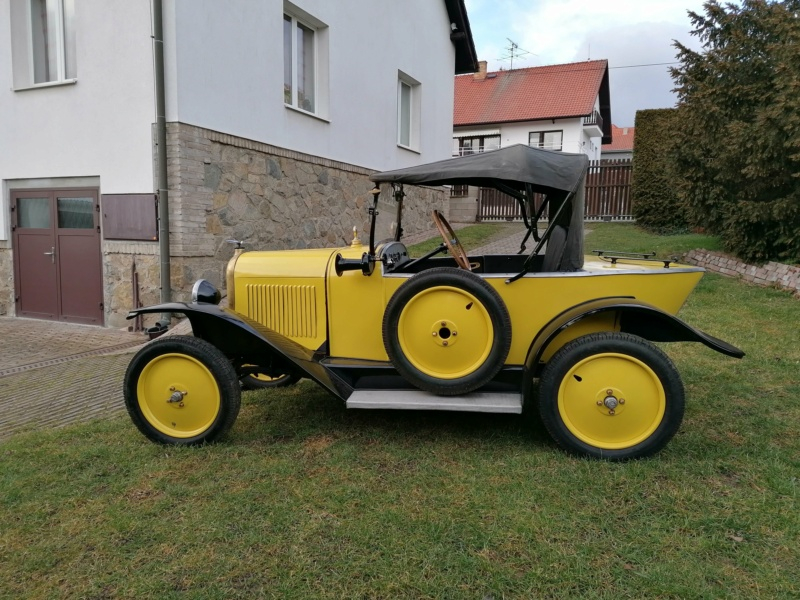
xmin=346 ymin=390 xmax=523 ymax=414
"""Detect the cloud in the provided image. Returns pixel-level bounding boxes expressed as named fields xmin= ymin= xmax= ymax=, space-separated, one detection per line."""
xmin=574 ymin=22 xmax=704 ymax=125
xmin=464 ymin=0 xmax=708 ymax=125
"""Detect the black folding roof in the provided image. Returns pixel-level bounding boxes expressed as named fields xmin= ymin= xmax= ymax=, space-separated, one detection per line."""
xmin=371 ymin=144 xmax=589 ymax=196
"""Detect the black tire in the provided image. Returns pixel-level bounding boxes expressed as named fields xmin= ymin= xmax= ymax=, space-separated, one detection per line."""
xmin=124 ymin=336 xmax=241 ymax=445
xmin=382 ymin=267 xmax=512 ymax=395
xmin=240 ymin=371 xmax=300 ymax=390
xmin=538 ymin=332 xmax=684 ymax=460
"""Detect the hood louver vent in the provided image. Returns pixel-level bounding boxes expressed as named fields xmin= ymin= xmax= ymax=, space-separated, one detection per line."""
xmin=245 ymin=284 xmax=318 ymax=339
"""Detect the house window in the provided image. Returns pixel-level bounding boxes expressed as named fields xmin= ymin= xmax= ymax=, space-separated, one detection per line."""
xmin=10 ymin=0 xmax=76 ymax=88
xmin=450 ymin=184 xmax=469 ymax=197
xmin=283 ymin=12 xmax=317 ymax=112
xmin=397 ymin=72 xmax=420 ymax=150
xmin=529 ymin=131 xmax=563 ymax=151
xmin=31 ymin=0 xmax=76 ymax=83
xmin=453 ymin=135 xmax=500 ymax=156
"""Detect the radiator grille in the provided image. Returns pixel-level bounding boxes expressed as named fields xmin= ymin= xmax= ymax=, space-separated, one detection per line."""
xmin=245 ymin=284 xmax=318 ymax=339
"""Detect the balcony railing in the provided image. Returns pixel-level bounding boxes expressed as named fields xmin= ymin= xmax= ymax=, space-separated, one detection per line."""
xmin=452 ymin=145 xmax=501 ymax=157
xmin=582 ymin=110 xmax=603 ymax=132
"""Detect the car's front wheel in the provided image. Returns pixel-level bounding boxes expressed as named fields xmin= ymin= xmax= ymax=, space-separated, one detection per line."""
xmin=537 ymin=332 xmax=684 ymax=460
xmin=124 ymin=336 xmax=241 ymax=445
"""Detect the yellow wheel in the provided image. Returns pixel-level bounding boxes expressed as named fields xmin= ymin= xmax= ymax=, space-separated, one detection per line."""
xmin=240 ymin=368 xmax=299 ymax=390
xmin=538 ymin=333 xmax=684 ymax=460
xmin=124 ymin=336 xmax=241 ymax=445
xmin=383 ymin=267 xmax=511 ymax=395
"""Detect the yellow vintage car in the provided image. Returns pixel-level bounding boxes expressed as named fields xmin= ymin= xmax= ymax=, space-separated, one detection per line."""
xmin=124 ymin=145 xmax=744 ymax=460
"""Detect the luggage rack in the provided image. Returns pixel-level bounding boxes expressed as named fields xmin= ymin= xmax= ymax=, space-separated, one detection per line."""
xmin=592 ymin=250 xmax=678 ymax=268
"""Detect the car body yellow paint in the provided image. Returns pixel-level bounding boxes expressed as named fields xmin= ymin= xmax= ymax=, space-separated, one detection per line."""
xmin=557 ymin=352 xmax=666 ymax=449
xmin=136 ymin=353 xmax=221 ymax=438
xmin=396 ymin=285 xmax=494 ymax=379
xmin=233 ymin=248 xmax=335 ymax=351
xmin=327 ymin=249 xmax=391 ymax=360
xmin=229 ymin=245 xmax=704 ymax=364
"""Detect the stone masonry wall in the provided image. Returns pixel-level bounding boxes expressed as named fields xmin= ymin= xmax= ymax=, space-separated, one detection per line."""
xmin=0 ymin=248 xmax=13 ymax=317
xmin=103 ymin=242 xmax=162 ymax=329
xmin=164 ymin=122 xmax=446 ymax=300
xmin=683 ymin=249 xmax=800 ymax=297
xmin=449 ymin=193 xmax=479 ymax=223
xmin=4 ymin=123 xmax=447 ymax=328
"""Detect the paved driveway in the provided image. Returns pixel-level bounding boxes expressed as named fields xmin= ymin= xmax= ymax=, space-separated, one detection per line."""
xmin=0 ymin=318 xmax=146 ymax=442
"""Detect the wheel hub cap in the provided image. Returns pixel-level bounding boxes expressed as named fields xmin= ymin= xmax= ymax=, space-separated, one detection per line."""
xmin=430 ymin=319 xmax=458 ymax=347
xmin=167 ymin=390 xmax=187 ymax=404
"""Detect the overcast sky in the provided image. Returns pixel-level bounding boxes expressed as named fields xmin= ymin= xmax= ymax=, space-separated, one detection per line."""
xmin=463 ymin=0 xmax=712 ymax=126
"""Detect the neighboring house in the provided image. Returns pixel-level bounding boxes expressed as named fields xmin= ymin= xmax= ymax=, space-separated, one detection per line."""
xmin=0 ymin=0 xmax=477 ymax=328
xmin=450 ymin=60 xmax=611 ymax=222
xmin=601 ymin=125 xmax=635 ymax=161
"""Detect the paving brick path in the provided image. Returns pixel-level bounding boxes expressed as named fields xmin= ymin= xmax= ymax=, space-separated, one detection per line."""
xmin=0 ymin=318 xmax=147 ymax=442
xmin=0 ymin=317 xmax=142 ymax=373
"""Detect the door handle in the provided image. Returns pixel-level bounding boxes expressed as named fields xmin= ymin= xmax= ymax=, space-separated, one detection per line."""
xmin=43 ymin=247 xmax=56 ymax=264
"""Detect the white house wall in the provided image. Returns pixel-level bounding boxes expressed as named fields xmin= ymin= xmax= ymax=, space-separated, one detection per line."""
xmin=0 ymin=0 xmax=157 ymax=239
xmin=496 ymin=120 xmax=602 ymax=160
xmin=166 ymin=0 xmax=456 ymax=172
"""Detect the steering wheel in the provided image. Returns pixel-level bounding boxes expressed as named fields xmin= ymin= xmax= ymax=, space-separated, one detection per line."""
xmin=432 ymin=210 xmax=471 ymax=270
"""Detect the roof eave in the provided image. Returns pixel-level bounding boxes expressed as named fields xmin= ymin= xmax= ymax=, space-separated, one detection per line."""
xmin=598 ymin=63 xmax=612 ymax=144
xmin=444 ymin=0 xmax=479 ymax=74
xmin=455 ymin=114 xmax=600 ymax=127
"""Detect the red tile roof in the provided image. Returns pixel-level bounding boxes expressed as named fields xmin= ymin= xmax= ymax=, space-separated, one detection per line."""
xmin=602 ymin=125 xmax=635 ymax=151
xmin=454 ymin=60 xmax=608 ymax=126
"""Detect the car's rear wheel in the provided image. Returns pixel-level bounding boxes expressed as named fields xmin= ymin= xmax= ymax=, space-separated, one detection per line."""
xmin=383 ymin=268 xmax=511 ymax=395
xmin=124 ymin=336 xmax=241 ymax=445
xmin=240 ymin=370 xmax=300 ymax=390
xmin=538 ymin=332 xmax=684 ymax=460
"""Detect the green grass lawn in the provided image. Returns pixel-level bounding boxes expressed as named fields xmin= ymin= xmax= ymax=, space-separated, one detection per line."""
xmin=584 ymin=222 xmax=723 ymax=258
xmin=407 ymin=222 xmax=517 ymax=256
xmin=2 ymin=224 xmax=798 ymax=599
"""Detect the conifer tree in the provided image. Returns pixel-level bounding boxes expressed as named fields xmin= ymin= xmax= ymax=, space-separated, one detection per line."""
xmin=671 ymin=0 xmax=800 ymax=261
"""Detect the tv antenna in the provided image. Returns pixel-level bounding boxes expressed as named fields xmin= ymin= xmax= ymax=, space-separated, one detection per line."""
xmin=498 ymin=38 xmax=534 ymax=71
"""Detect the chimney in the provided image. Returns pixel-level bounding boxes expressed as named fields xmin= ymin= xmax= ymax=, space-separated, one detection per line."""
xmin=473 ymin=60 xmax=488 ymax=81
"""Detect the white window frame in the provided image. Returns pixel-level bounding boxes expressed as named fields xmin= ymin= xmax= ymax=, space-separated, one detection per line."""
xmin=10 ymin=0 xmax=77 ymax=90
xmin=452 ymin=134 xmax=501 ymax=156
xmin=397 ymin=71 xmax=421 ymax=151
xmin=283 ymin=3 xmax=329 ymax=119
xmin=529 ymin=130 xmax=563 ymax=151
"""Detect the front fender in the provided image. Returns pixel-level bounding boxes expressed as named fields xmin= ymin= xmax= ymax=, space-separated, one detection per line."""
xmin=127 ymin=303 xmax=352 ymax=400
xmin=524 ymin=296 xmax=744 ymax=376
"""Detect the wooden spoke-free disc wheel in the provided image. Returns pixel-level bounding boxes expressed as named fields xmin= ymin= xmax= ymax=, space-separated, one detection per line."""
xmin=124 ymin=336 xmax=241 ymax=445
xmin=538 ymin=332 xmax=685 ymax=460
xmin=383 ymin=268 xmax=511 ymax=395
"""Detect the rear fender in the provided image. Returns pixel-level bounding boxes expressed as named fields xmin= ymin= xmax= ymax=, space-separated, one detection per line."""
xmin=127 ymin=303 xmax=352 ymax=399
xmin=522 ymin=297 xmax=744 ymax=400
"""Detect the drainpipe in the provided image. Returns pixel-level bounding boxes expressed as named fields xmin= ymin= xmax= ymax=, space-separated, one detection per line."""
xmin=152 ymin=0 xmax=171 ymax=328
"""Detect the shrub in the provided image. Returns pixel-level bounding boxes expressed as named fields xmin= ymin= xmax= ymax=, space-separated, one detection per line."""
xmin=671 ymin=0 xmax=800 ymax=262
xmin=630 ymin=108 xmax=687 ymax=234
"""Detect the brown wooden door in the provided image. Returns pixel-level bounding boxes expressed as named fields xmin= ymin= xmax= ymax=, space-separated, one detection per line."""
xmin=12 ymin=189 xmax=104 ymax=325
xmin=12 ymin=192 xmax=59 ymax=319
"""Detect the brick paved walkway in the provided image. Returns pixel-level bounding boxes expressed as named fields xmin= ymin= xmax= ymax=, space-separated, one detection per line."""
xmin=0 ymin=318 xmax=148 ymax=442
xmin=0 ymin=317 xmax=142 ymax=373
